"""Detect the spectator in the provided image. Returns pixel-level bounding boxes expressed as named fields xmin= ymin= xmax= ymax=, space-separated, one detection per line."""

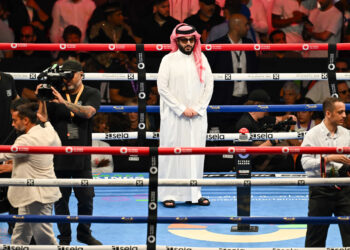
xmin=169 ymin=0 xmax=199 ymax=22
xmin=207 ymin=13 xmax=258 ymax=132
xmin=241 ymin=0 xmax=268 ymax=42
xmin=260 ymin=29 xmax=302 ymax=58
xmin=206 ymin=0 xmax=253 ymax=43
xmin=0 ymin=1 xmax=14 ymax=59
xmin=134 ymin=0 xmax=179 ymax=72
xmin=91 ymin=113 xmax=114 ymax=173
xmin=337 ymin=81 xmax=350 ymax=103
xmin=235 ymin=89 xmax=296 ymax=171
xmin=184 ymin=0 xmax=225 ymax=42
xmin=281 ymin=81 xmax=301 ymax=105
xmin=50 ymin=0 xmax=96 ymax=43
xmin=303 ymin=0 xmax=343 ymax=57
xmin=306 ymin=59 xmax=350 ymax=104
xmin=272 ymin=0 xmax=311 ymax=43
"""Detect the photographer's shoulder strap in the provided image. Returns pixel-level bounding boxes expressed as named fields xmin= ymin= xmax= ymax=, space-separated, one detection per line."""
xmin=66 ymin=84 xmax=84 ymax=118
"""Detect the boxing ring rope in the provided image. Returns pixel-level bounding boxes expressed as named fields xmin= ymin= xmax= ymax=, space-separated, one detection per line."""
xmin=7 ymin=72 xmax=350 ymax=81
xmin=0 ymin=214 xmax=349 ymax=225
xmin=0 ymin=42 xmax=346 ymax=248
xmin=92 ymin=131 xmax=306 ymax=141
xmin=1 ymin=42 xmax=350 ymax=51
xmin=0 ymin=177 xmax=350 ymax=187
xmin=1 ymin=145 xmax=349 ymax=155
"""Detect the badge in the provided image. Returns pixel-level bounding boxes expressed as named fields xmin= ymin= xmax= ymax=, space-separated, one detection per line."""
xmin=67 ymin=123 xmax=79 ymax=139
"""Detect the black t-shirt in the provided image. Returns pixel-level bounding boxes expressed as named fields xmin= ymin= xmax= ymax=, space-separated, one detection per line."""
xmin=0 ymin=73 xmax=18 ymax=145
xmin=235 ymin=113 xmax=276 ymax=133
xmin=47 ymin=85 xmax=101 ymax=171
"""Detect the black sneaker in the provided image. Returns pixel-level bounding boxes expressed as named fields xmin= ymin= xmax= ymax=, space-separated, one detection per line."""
xmin=77 ymin=235 xmax=102 ymax=245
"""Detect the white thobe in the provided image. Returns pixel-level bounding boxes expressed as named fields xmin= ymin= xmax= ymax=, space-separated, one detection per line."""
xmin=157 ymin=50 xmax=214 ymax=202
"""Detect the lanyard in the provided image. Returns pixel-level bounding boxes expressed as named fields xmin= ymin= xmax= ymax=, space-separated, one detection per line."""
xmin=65 ymin=84 xmax=84 ymax=118
xmin=234 ymin=51 xmax=242 ymax=73
xmin=297 ymin=120 xmax=312 ymax=131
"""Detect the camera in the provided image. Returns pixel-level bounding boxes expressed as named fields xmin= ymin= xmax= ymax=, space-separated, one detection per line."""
xmin=37 ymin=64 xmax=74 ymax=101
xmin=262 ymin=117 xmax=296 ymax=132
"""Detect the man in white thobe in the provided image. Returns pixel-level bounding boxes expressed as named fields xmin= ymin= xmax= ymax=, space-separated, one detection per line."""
xmin=157 ymin=23 xmax=214 ymax=208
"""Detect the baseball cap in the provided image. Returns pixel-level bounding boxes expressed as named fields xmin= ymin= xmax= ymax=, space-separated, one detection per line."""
xmin=200 ymin=0 xmax=216 ymax=5
xmin=61 ymin=60 xmax=82 ymax=72
xmin=248 ymin=89 xmax=271 ymax=104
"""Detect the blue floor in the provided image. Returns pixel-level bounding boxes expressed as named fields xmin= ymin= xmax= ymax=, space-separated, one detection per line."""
xmin=0 ymin=172 xmax=345 ymax=247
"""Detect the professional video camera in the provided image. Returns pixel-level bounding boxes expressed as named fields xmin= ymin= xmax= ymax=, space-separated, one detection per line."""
xmin=37 ymin=64 xmax=74 ymax=101
xmin=261 ymin=117 xmax=296 ymax=132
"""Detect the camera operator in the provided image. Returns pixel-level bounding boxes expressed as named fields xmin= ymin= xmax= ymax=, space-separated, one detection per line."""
xmin=301 ymin=97 xmax=350 ymax=247
xmin=38 ymin=60 xmax=102 ymax=245
xmin=234 ymin=89 xmax=296 ymax=171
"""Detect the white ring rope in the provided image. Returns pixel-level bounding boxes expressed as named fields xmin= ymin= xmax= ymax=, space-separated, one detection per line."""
xmin=7 ymin=72 xmax=350 ymax=81
xmin=1 ymin=177 xmax=350 ymax=187
xmin=93 ymin=131 xmax=307 ymax=141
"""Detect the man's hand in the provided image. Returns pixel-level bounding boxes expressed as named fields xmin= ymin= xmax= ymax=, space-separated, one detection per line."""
xmin=326 ymin=155 xmax=350 ymax=165
xmin=0 ymin=161 xmax=12 ymax=174
xmin=292 ymin=11 xmax=306 ymax=23
xmin=96 ymin=159 xmax=111 ymax=168
xmin=183 ymin=108 xmax=198 ymax=118
xmin=51 ymin=86 xmax=66 ymax=104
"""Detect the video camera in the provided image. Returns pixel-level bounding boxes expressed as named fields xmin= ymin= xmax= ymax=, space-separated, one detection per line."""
xmin=262 ymin=117 xmax=296 ymax=132
xmin=37 ymin=64 xmax=75 ymax=101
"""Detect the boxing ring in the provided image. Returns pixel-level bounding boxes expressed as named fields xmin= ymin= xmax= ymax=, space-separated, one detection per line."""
xmin=0 ymin=42 xmax=350 ymax=249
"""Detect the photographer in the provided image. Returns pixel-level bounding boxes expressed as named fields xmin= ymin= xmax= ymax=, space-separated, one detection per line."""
xmin=234 ymin=89 xmax=296 ymax=171
xmin=38 ymin=60 xmax=102 ymax=245
xmin=301 ymin=97 xmax=350 ymax=247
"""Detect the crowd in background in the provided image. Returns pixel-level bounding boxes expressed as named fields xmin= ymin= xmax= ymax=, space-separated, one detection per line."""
xmin=1 ymin=0 xmax=350 ymax=172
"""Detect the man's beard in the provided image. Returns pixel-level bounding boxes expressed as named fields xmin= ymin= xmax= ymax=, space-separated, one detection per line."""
xmin=178 ymin=45 xmax=194 ymax=55
xmin=157 ymin=12 xmax=169 ymax=21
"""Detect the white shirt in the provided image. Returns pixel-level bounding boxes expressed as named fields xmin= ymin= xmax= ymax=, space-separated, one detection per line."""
xmin=0 ymin=122 xmax=62 ymax=207
xmin=301 ymin=121 xmax=350 ymax=177
xmin=308 ymin=6 xmax=343 ymax=58
xmin=50 ymin=0 xmax=96 ymax=43
xmin=228 ymin=37 xmax=248 ymax=97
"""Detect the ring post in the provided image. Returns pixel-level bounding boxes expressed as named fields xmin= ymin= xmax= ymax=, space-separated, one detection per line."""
xmin=327 ymin=43 xmax=338 ymax=98
xmin=136 ymin=44 xmax=147 ymax=145
xmin=147 ymin=147 xmax=158 ymax=250
xmin=231 ymin=128 xmax=258 ymax=232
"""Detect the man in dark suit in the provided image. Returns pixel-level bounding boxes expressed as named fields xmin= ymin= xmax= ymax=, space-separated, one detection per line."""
xmin=207 ymin=13 xmax=258 ymax=132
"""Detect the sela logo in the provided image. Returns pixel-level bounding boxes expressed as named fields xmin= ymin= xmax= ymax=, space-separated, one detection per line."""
xmin=105 ymin=133 xmax=129 ymax=139
xmin=207 ymin=134 xmax=225 ymax=140
xmin=27 ymin=179 xmax=34 ymax=186
xmin=3 ymin=246 xmax=29 ymax=250
xmin=29 ymin=73 xmax=37 ymax=79
xmin=251 ymin=133 xmax=273 ymax=139
xmin=273 ymin=74 xmax=279 ymax=80
xmin=57 ymin=246 xmax=83 ymax=250
xmin=225 ymin=74 xmax=231 ymax=80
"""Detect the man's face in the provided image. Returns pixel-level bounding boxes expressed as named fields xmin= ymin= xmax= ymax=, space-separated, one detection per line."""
xmin=297 ymin=111 xmax=313 ymax=124
xmin=327 ymin=101 xmax=346 ymax=126
xmin=336 ymin=61 xmax=349 ymax=72
xmin=20 ymin=26 xmax=36 ymax=43
xmin=283 ymin=89 xmax=299 ymax=104
xmin=337 ymin=82 xmax=350 ymax=103
xmin=271 ymin=33 xmax=286 ymax=43
xmin=64 ymin=71 xmax=82 ymax=91
xmin=65 ymin=33 xmax=81 ymax=43
xmin=199 ymin=2 xmax=215 ymax=19
xmin=11 ymin=111 xmax=27 ymax=133
xmin=155 ymin=1 xmax=170 ymax=18
xmin=177 ymin=36 xmax=196 ymax=55
xmin=108 ymin=10 xmax=124 ymax=26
